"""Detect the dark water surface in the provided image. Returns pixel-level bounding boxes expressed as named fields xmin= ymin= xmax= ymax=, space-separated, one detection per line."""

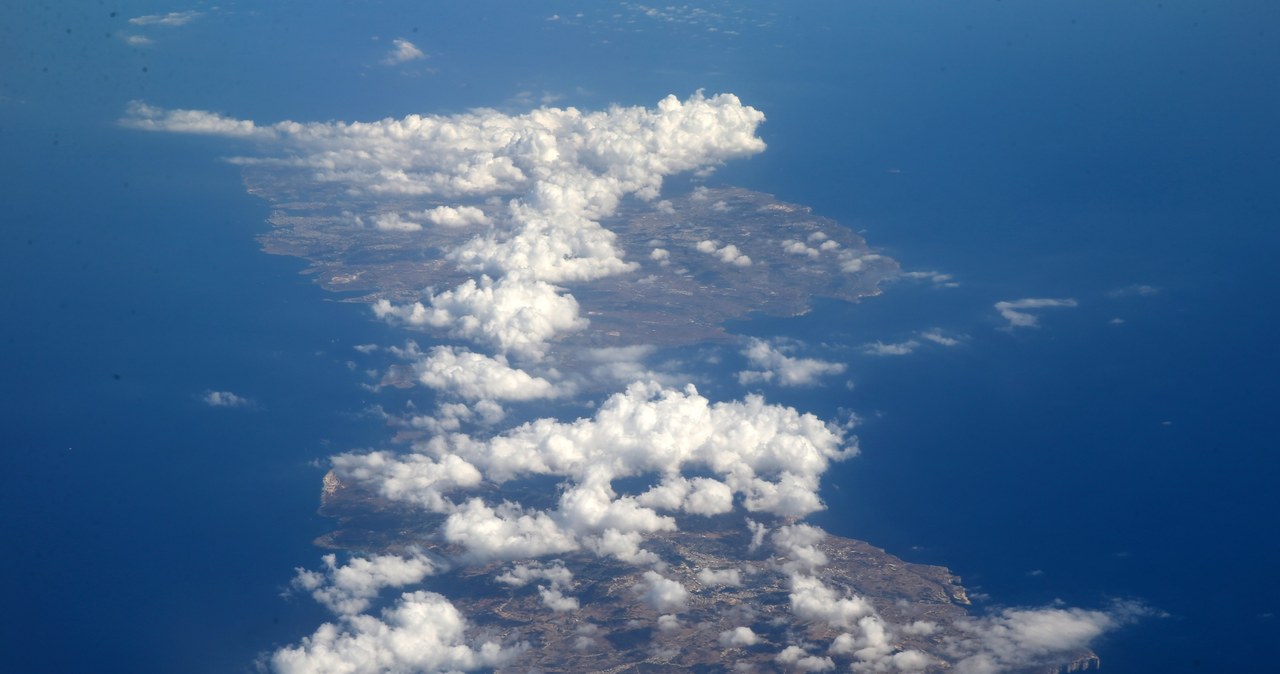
xmin=0 ymin=110 xmax=397 ymax=673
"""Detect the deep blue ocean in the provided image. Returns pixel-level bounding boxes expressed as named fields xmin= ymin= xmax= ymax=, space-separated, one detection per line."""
xmin=0 ymin=109 xmax=401 ymax=671
xmin=3 ymin=1 xmax=1278 ymax=672
xmin=722 ymin=6 xmax=1280 ymax=672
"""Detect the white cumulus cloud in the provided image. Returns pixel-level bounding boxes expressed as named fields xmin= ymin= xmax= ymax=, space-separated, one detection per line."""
xmin=270 ymin=591 xmax=524 ymax=674
xmin=374 ymin=277 xmax=586 ymax=359
xmin=696 ymin=239 xmax=752 ymax=267
xmin=413 ymin=205 xmax=490 ymax=227
xmin=382 ymin=38 xmax=426 ymax=65
xmin=408 ymin=344 xmax=563 ymax=401
xmin=788 ymin=574 xmax=875 ymax=629
xmin=636 ymin=571 xmax=689 ymax=613
xmin=719 ymin=626 xmax=758 ymax=647
xmin=697 ymin=567 xmax=742 ymax=587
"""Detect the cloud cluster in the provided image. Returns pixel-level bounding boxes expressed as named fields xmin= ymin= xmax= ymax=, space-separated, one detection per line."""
xmin=121 ymin=92 xmax=758 ymax=674
xmin=835 ymin=251 xmax=888 ymax=274
xmin=121 ymin=90 xmax=764 ymax=217
xmin=772 ymin=523 xmax=829 ymax=574
xmin=781 ymin=232 xmax=843 ymax=261
xmin=696 ymin=239 xmax=752 ymax=267
xmin=738 ymin=338 xmax=846 ymax=387
xmin=276 ymin=475 xmax=1139 ymax=673
xmin=124 ymin=93 xmax=765 ymax=364
xmin=788 ymin=574 xmax=875 ymax=628
xmin=496 ymin=561 xmax=579 ymax=612
xmin=123 ymin=92 xmax=766 ymax=204
xmin=332 ymin=381 xmax=852 ymax=564
xmin=781 ymin=233 xmax=892 ymax=276
xmin=767 ymin=521 xmax=1130 ymax=674
xmin=995 ymin=298 xmax=1078 ymax=329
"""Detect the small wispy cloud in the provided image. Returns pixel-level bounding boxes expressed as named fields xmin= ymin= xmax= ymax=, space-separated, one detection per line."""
xmin=121 ymin=101 xmax=266 ymax=138
xmin=919 ymin=329 xmax=961 ymax=346
xmin=995 ymin=298 xmax=1078 ymax=329
xmin=382 ymin=38 xmax=426 ymax=65
xmin=899 ymin=270 xmax=959 ymax=288
xmin=1106 ymin=284 xmax=1160 ymax=298
xmin=508 ymin=90 xmax=565 ymax=108
xmin=862 ymin=329 xmax=962 ymax=356
xmin=201 ymin=390 xmax=250 ymax=408
xmin=129 ymin=11 xmax=203 ymax=27
xmin=738 ymin=338 xmax=845 ymax=387
xmin=862 ymin=340 xmax=920 ymax=357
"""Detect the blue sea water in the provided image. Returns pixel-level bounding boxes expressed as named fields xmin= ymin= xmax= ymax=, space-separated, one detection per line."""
xmin=0 ymin=107 xmax=401 ymax=671
xmin=708 ymin=3 xmax=1280 ymax=671
xmin=3 ymin=1 xmax=1278 ymax=672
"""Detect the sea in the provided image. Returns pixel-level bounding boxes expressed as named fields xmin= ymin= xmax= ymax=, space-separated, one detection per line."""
xmin=3 ymin=1 xmax=1277 ymax=672
xmin=0 ymin=101 xmax=409 ymax=670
